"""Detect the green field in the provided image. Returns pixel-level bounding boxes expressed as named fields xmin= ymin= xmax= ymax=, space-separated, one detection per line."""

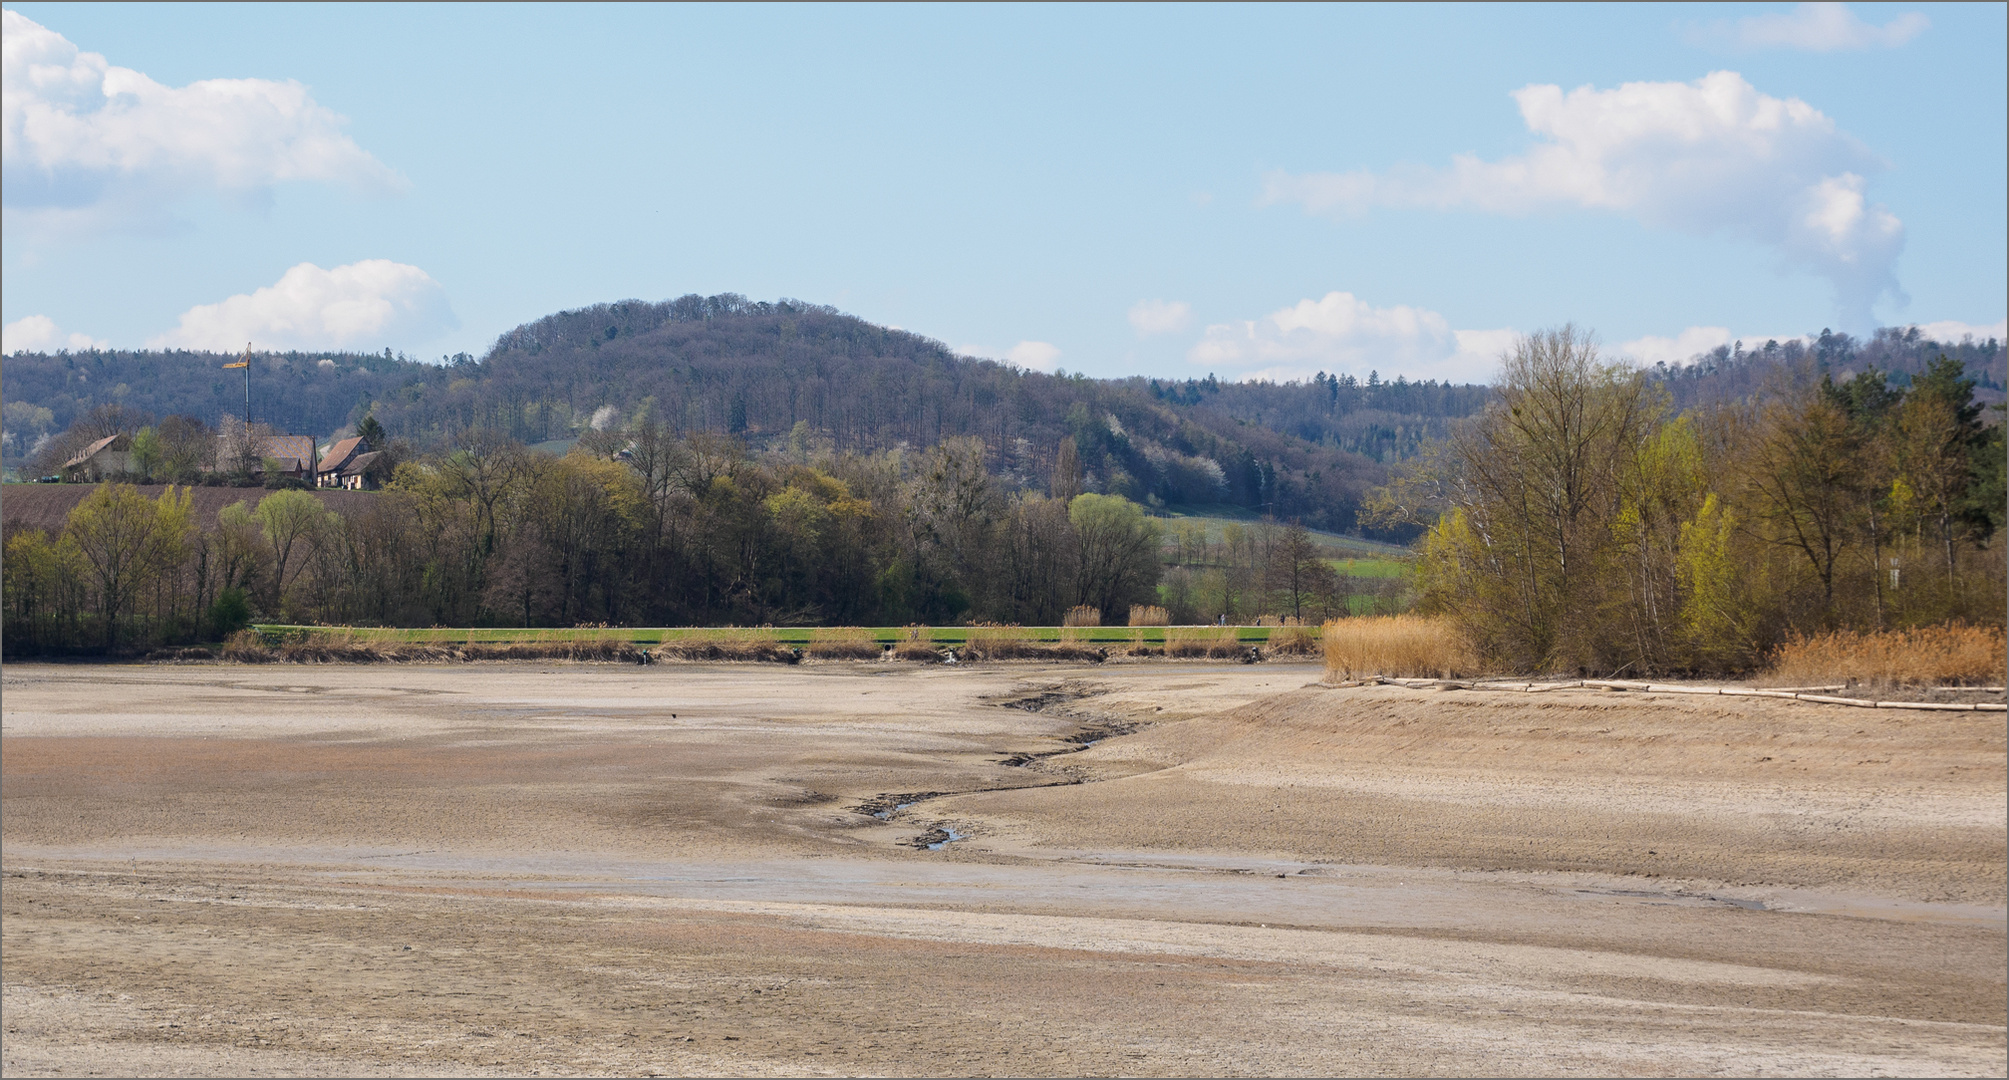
xmin=1154 ymin=505 xmax=1413 ymax=559
xmin=1328 ymin=556 xmax=1409 ymax=579
xmin=249 ymin=624 xmax=1302 ymax=646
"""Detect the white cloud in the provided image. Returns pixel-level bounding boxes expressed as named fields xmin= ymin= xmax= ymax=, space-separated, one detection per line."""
xmin=2 ymin=11 xmax=400 ymax=229
xmin=1617 ymin=326 xmax=1736 ymax=368
xmin=1188 ymin=291 xmax=1509 ymax=384
xmin=148 ymin=260 xmax=457 ymax=352
xmin=2 ymin=314 xmax=107 ymax=354
xmin=1127 ymin=299 xmax=1193 ymax=336
xmin=1706 ymin=3 xmax=1928 ymax=52
xmin=1617 ymin=318 xmax=2006 ymax=367
xmin=1909 ymin=319 xmax=2007 ymax=344
xmin=1616 ymin=326 xmax=1812 ymax=367
xmin=1006 ymin=340 xmax=1062 ymax=372
xmin=1265 ymin=71 xmax=1904 ymax=327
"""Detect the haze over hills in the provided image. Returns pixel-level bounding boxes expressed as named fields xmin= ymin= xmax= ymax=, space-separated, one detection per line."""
xmin=4 ymin=293 xmax=2001 ymax=534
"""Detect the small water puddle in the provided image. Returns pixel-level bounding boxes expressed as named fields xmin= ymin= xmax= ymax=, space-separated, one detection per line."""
xmin=902 ymin=825 xmax=966 ymax=850
xmin=871 ymin=801 xmax=916 ymax=821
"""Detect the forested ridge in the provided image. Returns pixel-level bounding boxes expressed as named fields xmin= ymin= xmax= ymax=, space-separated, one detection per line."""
xmin=7 ymin=293 xmax=1999 ymax=534
xmin=5 ymin=295 xmax=1489 ymax=534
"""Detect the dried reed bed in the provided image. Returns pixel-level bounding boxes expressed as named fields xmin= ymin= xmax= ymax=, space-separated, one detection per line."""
xmin=1322 ymin=615 xmax=1481 ymax=680
xmin=1266 ymin=624 xmax=1321 ymax=656
xmin=654 ymin=628 xmax=798 ymax=664
xmin=216 ymin=629 xmax=655 ymax=664
xmin=887 ymin=625 xmax=945 ymax=662
xmin=807 ymin=626 xmax=883 ymax=660
xmin=959 ymin=626 xmax=1105 ymax=663
xmin=1766 ymin=624 xmax=2007 ymax=688
xmin=1164 ymin=626 xmax=1249 ymax=660
xmin=1062 ymin=606 xmax=1101 ymax=627
xmin=1128 ymin=605 xmax=1169 ymax=627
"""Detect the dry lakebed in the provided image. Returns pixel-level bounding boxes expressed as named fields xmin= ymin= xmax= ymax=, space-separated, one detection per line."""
xmin=2 ymin=661 xmax=2003 ymax=1076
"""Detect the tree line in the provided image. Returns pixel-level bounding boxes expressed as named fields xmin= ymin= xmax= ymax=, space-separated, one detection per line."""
xmin=3 ymin=425 xmax=1388 ymax=654
xmin=1388 ymin=327 xmax=2006 ymax=674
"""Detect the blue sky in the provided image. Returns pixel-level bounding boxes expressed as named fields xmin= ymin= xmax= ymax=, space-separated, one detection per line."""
xmin=3 ymin=2 xmax=2003 ymax=383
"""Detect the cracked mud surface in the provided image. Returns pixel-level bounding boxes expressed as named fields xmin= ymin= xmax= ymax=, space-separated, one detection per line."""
xmin=2 ymin=663 xmax=2004 ymax=1076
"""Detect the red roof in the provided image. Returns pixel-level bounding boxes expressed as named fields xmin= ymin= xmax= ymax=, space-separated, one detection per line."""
xmin=317 ymin=436 xmax=367 ymax=475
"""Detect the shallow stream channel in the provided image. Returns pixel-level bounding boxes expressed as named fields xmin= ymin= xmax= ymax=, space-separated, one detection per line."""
xmin=853 ymin=682 xmax=1135 ymax=852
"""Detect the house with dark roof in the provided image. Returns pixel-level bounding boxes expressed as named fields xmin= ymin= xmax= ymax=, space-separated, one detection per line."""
xmin=258 ymin=435 xmax=317 ymax=479
xmin=214 ymin=433 xmax=317 ymax=480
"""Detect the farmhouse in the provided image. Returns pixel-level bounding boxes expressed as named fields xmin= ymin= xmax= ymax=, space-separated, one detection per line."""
xmin=316 ymin=436 xmax=364 ymax=481
xmin=317 ymin=437 xmax=385 ymax=490
xmin=214 ymin=433 xmax=317 ymax=480
xmin=60 ymin=433 xmax=134 ymax=482
xmin=258 ymin=435 xmax=317 ymax=480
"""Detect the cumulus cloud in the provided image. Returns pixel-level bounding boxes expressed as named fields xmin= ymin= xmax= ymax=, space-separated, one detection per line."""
xmin=1617 ymin=318 xmax=2004 ymax=367
xmin=2 ymin=314 xmax=107 ymax=354
xmin=1188 ymin=291 xmax=1511 ymax=384
xmin=148 ymin=260 xmax=456 ymax=352
xmin=1264 ymin=71 xmax=1905 ymax=327
xmin=1127 ymin=299 xmax=1192 ymax=336
xmin=1006 ymin=340 xmax=1062 ymax=372
xmin=1910 ymin=318 xmax=2007 ymax=344
xmin=2 ymin=10 xmax=400 ymax=229
xmin=1701 ymin=3 xmax=1928 ymax=52
xmin=1615 ymin=326 xmax=1815 ymax=367
xmin=1617 ymin=326 xmax=1737 ymax=368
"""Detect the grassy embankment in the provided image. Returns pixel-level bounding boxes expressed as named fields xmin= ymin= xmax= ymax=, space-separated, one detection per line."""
xmin=245 ymin=624 xmax=1291 ymax=647
xmin=211 ymin=622 xmax=1316 ymax=663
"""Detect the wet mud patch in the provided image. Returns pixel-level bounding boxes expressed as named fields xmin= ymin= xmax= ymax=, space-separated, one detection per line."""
xmin=847 ymin=684 xmax=1148 ymax=845
xmin=903 ymin=826 xmax=970 ymax=850
xmin=855 ymin=793 xmax=945 ymax=819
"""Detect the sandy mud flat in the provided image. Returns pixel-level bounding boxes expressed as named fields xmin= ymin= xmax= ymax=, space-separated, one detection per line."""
xmin=2 ymin=661 xmax=2003 ymax=1076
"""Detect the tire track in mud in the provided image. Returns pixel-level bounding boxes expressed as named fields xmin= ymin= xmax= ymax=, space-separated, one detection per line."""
xmin=854 ymin=682 xmax=1140 ymax=849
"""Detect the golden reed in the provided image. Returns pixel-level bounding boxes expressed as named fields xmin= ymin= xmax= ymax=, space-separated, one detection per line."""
xmin=1321 ymin=615 xmax=1482 ymax=680
xmin=1767 ymin=624 xmax=2006 ymax=687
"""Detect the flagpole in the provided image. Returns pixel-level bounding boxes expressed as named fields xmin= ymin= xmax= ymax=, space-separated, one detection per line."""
xmin=222 ymin=344 xmax=252 ymax=430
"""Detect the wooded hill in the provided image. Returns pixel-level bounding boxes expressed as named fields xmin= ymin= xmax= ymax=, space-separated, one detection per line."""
xmin=3 ymin=295 xmax=1489 ymax=535
xmin=5 ymin=294 xmax=2000 ymax=535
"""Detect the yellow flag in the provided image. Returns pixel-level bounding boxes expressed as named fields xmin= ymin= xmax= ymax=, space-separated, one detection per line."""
xmin=222 ymin=361 xmax=249 ymax=368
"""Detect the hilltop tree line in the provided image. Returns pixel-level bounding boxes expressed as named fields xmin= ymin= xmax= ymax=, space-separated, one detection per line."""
xmin=1390 ymin=327 xmax=2006 ymax=674
xmin=1652 ymin=325 xmax=2007 ymax=411
xmin=3 ymin=423 xmax=1384 ymax=654
xmin=4 ymin=295 xmax=1501 ymax=536
xmin=1 ymin=347 xmax=459 ymax=463
xmin=10 ymin=295 xmax=2000 ymax=538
